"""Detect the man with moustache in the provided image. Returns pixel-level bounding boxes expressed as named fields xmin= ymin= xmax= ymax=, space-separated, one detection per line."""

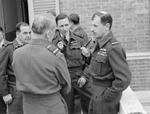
xmin=8 ymin=22 xmax=31 ymax=114
xmin=13 ymin=22 xmax=31 ymax=49
xmin=78 ymin=11 xmax=131 ymax=114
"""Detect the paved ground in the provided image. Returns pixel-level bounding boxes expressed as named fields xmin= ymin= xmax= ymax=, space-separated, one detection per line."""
xmin=135 ymin=91 xmax=150 ymax=114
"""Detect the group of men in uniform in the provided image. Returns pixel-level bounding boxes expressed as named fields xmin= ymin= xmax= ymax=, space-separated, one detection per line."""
xmin=0 ymin=11 xmax=131 ymax=114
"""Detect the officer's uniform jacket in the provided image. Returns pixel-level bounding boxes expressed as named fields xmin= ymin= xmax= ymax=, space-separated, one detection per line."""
xmin=13 ymin=39 xmax=24 ymax=50
xmin=7 ymin=39 xmax=24 ymax=114
xmin=53 ymin=27 xmax=89 ymax=76
xmin=82 ymin=31 xmax=131 ymax=114
xmin=13 ymin=38 xmax=71 ymax=94
xmin=0 ymin=40 xmax=15 ymax=96
xmin=12 ymin=38 xmax=71 ymax=114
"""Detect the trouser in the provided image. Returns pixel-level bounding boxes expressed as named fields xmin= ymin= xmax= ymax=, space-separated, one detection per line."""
xmin=84 ymin=80 xmax=120 ymax=114
xmin=63 ymin=87 xmax=75 ymax=114
xmin=64 ymin=68 xmax=83 ymax=114
xmin=22 ymin=92 xmax=67 ymax=114
xmin=8 ymin=91 xmax=23 ymax=114
xmin=63 ymin=83 xmax=83 ymax=114
xmin=73 ymin=82 xmax=91 ymax=114
xmin=0 ymin=96 xmax=6 ymax=114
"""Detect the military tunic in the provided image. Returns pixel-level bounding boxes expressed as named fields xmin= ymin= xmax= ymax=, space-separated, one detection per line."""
xmin=0 ymin=40 xmax=15 ymax=114
xmin=12 ymin=38 xmax=71 ymax=114
xmin=52 ymin=26 xmax=89 ymax=114
xmin=7 ymin=39 xmax=24 ymax=114
xmin=82 ymin=31 xmax=131 ymax=114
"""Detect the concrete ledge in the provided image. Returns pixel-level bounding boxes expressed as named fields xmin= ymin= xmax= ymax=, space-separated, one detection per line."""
xmin=119 ymin=86 xmax=147 ymax=114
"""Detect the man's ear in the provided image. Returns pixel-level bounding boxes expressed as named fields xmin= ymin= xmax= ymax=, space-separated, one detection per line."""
xmin=105 ymin=23 xmax=110 ymax=30
xmin=16 ymin=31 xmax=20 ymax=37
xmin=44 ymin=30 xmax=51 ymax=39
xmin=47 ymin=30 xmax=50 ymax=38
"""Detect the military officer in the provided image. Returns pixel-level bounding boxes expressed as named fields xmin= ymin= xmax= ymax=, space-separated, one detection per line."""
xmin=78 ymin=11 xmax=131 ymax=114
xmin=12 ymin=15 xmax=71 ymax=114
xmin=53 ymin=13 xmax=89 ymax=114
xmin=8 ymin=22 xmax=31 ymax=114
xmin=13 ymin=22 xmax=31 ymax=49
xmin=0 ymin=26 xmax=15 ymax=114
xmin=69 ymin=13 xmax=88 ymax=46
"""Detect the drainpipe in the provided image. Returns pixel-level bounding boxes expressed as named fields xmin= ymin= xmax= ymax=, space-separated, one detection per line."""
xmin=55 ymin=0 xmax=60 ymax=16
xmin=27 ymin=0 xmax=34 ymax=26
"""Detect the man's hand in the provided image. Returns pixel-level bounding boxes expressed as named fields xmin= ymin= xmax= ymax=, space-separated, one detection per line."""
xmin=80 ymin=47 xmax=90 ymax=57
xmin=3 ymin=94 xmax=13 ymax=104
xmin=77 ymin=77 xmax=87 ymax=88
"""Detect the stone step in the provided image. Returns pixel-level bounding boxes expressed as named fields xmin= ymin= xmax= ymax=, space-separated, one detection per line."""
xmin=135 ymin=91 xmax=150 ymax=114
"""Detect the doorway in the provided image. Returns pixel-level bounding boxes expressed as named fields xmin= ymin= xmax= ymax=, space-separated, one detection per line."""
xmin=0 ymin=0 xmax=29 ymax=41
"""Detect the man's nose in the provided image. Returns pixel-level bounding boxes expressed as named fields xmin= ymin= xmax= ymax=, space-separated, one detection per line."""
xmin=26 ymin=33 xmax=31 ymax=39
xmin=27 ymin=32 xmax=31 ymax=36
xmin=91 ymin=27 xmax=94 ymax=32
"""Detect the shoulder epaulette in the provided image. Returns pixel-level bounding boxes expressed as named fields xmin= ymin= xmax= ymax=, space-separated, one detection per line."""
xmin=46 ymin=44 xmax=66 ymax=62
xmin=2 ymin=42 xmax=13 ymax=47
xmin=47 ymin=44 xmax=62 ymax=57
xmin=111 ymin=42 xmax=119 ymax=45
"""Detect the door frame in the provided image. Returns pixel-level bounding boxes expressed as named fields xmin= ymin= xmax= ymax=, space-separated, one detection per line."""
xmin=27 ymin=0 xmax=34 ymax=26
xmin=0 ymin=0 xmax=5 ymax=32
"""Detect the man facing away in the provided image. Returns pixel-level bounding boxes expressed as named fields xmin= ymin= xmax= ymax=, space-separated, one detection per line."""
xmin=69 ymin=13 xmax=89 ymax=46
xmin=78 ymin=11 xmax=131 ymax=114
xmin=12 ymin=15 xmax=71 ymax=114
xmin=0 ymin=26 xmax=15 ymax=114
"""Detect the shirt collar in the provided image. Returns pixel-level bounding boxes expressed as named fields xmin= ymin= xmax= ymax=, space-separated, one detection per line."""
xmin=16 ymin=38 xmax=23 ymax=45
xmin=97 ymin=31 xmax=113 ymax=48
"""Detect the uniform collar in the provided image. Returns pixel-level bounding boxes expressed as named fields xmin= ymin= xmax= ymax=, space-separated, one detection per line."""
xmin=29 ymin=38 xmax=49 ymax=47
xmin=13 ymin=39 xmax=19 ymax=46
xmin=72 ymin=25 xmax=81 ymax=33
xmin=16 ymin=38 xmax=23 ymax=45
xmin=97 ymin=31 xmax=113 ymax=48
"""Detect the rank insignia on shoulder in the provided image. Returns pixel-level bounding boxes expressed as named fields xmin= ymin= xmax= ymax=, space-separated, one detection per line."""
xmin=47 ymin=44 xmax=61 ymax=56
xmin=111 ymin=42 xmax=119 ymax=45
xmin=47 ymin=44 xmax=66 ymax=62
xmin=2 ymin=42 xmax=13 ymax=47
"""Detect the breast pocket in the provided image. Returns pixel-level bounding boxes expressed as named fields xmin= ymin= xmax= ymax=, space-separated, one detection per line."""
xmin=70 ymin=49 xmax=82 ymax=59
xmin=91 ymin=54 xmax=107 ymax=75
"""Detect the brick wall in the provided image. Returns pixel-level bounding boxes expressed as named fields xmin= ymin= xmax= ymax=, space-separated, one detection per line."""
xmin=60 ymin=0 xmax=150 ymax=52
xmin=128 ymin=58 xmax=150 ymax=91
xmin=59 ymin=0 xmax=150 ymax=90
